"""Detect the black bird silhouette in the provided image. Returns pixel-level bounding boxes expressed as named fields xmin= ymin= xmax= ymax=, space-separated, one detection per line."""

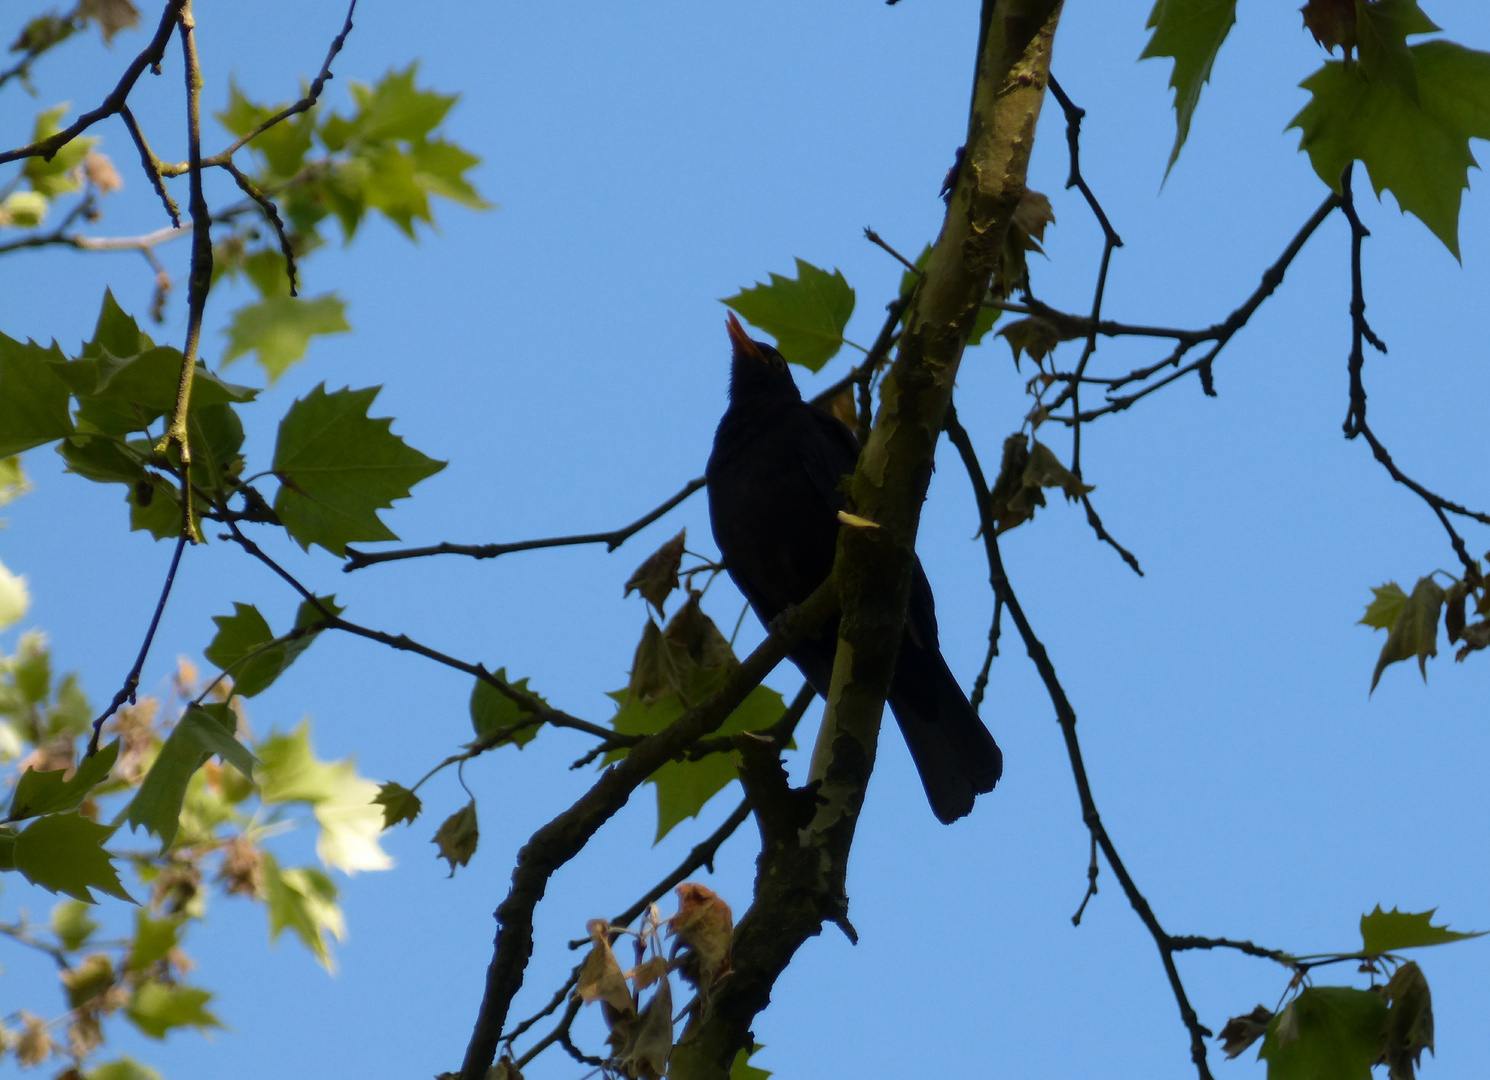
xmin=706 ymin=312 xmax=1002 ymax=823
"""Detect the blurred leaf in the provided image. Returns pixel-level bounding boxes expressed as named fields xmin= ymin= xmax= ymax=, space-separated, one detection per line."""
xmin=723 ymin=259 xmax=856 ymax=372
xmin=730 ymin=1046 xmax=772 ymax=1080
xmin=1218 ymin=1005 xmax=1273 ymax=1059
xmin=126 ymin=910 xmax=184 ymax=972
xmin=263 ymin=852 xmax=344 ymax=970
xmin=126 ymin=981 xmax=221 ymax=1039
xmin=2 ymin=190 xmax=47 ymax=227
xmin=0 ymin=332 xmax=74 ymax=457
xmin=1360 ymin=581 xmax=1408 ymax=630
xmin=1368 ymin=576 xmax=1445 ymax=691
xmin=433 ymin=800 xmax=478 ymax=876
xmin=125 ymin=704 xmax=256 ymax=849
xmin=23 ymin=104 xmax=98 ymax=197
xmin=0 ymin=455 xmax=27 ymax=504
xmin=272 ymin=384 xmax=446 ymax=556
xmin=51 ymin=898 xmax=99 ymax=950
xmin=341 ymin=63 xmax=456 ymax=144
xmin=0 ymin=557 xmax=29 ymax=631
xmin=1140 ymin=0 xmax=1238 ymax=173
xmin=216 ymin=80 xmax=315 ymax=179
xmin=469 ymin=668 xmax=545 ymax=748
xmin=1257 ymin=987 xmax=1387 ymax=1080
xmin=256 ymin=721 xmax=390 ymax=872
xmin=13 ymin=811 xmax=131 ymax=902
xmin=410 ymin=138 xmax=492 ymax=209
xmin=79 ymin=0 xmax=141 ymax=45
xmin=1291 ymin=42 xmax=1490 ymax=258
xmin=374 ymin=781 xmax=422 ymax=829
xmin=577 ymin=919 xmax=633 ymax=1013
xmin=222 ymin=293 xmax=351 ymax=383
xmin=1360 ymin=905 xmax=1485 ymax=952
xmin=9 ymin=739 xmax=119 ymax=820
xmin=87 ymin=1058 xmax=163 ymax=1080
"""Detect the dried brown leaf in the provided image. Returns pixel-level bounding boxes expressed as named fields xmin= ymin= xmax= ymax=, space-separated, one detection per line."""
xmin=577 ymin=919 xmax=635 ymax=1015
xmin=1218 ymin=1004 xmax=1273 ymax=1059
xmin=625 ymin=529 xmax=686 ymax=616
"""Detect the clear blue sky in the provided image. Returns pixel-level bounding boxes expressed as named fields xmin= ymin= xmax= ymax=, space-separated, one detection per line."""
xmin=3 ymin=2 xmax=1489 ymax=1077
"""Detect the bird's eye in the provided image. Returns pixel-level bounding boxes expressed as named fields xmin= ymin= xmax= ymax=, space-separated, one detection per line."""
xmin=772 ymin=356 xmax=786 ymax=372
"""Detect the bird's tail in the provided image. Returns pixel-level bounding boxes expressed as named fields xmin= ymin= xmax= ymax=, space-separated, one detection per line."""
xmin=887 ymin=644 xmax=1003 ymax=824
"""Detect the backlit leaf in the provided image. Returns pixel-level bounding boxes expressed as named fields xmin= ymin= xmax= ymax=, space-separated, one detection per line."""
xmin=1140 ymin=0 xmax=1239 ymax=172
xmin=125 ymin=704 xmax=255 ymax=848
xmin=1368 ymin=575 xmax=1444 ymax=691
xmin=723 ymin=259 xmax=855 ymax=372
xmin=9 ymin=739 xmax=119 ymax=820
xmin=221 ymin=293 xmax=351 ymax=383
xmin=263 ymin=852 xmax=344 ymax=971
xmin=469 ymin=668 xmax=545 ymax=748
xmin=374 ymin=781 xmax=422 ymax=829
xmin=0 ymin=333 xmax=74 ymax=457
xmin=13 ymin=811 xmax=131 ymax=903
xmin=1257 ymin=986 xmax=1387 ymax=1080
xmin=1360 ymin=905 xmax=1485 ymax=953
xmin=432 ymin=800 xmax=478 ymax=875
xmin=126 ymin=981 xmax=221 ymax=1039
xmin=272 ymin=384 xmax=446 ymax=556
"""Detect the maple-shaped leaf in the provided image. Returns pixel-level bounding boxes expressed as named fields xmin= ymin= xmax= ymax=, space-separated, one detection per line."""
xmin=272 ymin=384 xmax=446 ymax=556
xmin=125 ymin=704 xmax=256 ymax=850
xmin=204 ymin=596 xmax=338 ymax=698
xmin=23 ymin=104 xmax=98 ymax=197
xmin=730 ymin=1047 xmax=773 ymax=1080
xmin=432 ymin=800 xmax=479 ymax=876
xmin=374 ymin=781 xmax=422 ymax=829
xmin=1366 ymin=576 xmax=1445 ymax=691
xmin=0 ymin=333 xmax=74 ymax=457
xmin=8 ymin=740 xmax=118 ymax=821
xmin=1257 ymin=987 xmax=1387 ymax=1080
xmin=723 ymin=259 xmax=856 ymax=372
xmin=1360 ymin=581 xmax=1408 ymax=630
xmin=1360 ymin=905 xmax=1486 ymax=953
xmin=262 ymin=852 xmax=344 ymax=971
xmin=126 ymin=982 xmax=222 ymax=1040
xmin=222 ymin=293 xmax=350 ymax=383
xmin=1140 ymin=0 xmax=1239 ymax=173
xmin=88 ymin=1059 xmax=164 ymax=1080
xmin=11 ymin=811 xmax=132 ymax=903
xmin=1291 ymin=41 xmax=1490 ymax=258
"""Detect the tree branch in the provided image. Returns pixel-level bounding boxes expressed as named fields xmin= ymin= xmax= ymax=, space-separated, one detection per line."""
xmin=342 ymin=476 xmax=708 ymax=571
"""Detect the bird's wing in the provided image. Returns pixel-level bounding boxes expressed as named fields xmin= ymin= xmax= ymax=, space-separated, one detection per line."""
xmin=797 ymin=404 xmax=861 ymax=512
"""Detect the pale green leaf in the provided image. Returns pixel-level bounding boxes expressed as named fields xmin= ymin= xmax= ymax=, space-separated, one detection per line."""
xmin=13 ymin=811 xmax=131 ymax=903
xmin=1140 ymin=0 xmax=1239 ymax=172
xmin=723 ymin=259 xmax=856 ymax=372
xmin=126 ymin=981 xmax=221 ymax=1039
xmin=1360 ymin=905 xmax=1486 ymax=953
xmin=221 ymin=293 xmax=351 ymax=383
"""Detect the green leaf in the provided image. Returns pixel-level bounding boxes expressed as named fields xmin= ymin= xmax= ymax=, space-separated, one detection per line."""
xmin=359 ymin=143 xmax=431 ymax=236
xmin=1357 ymin=0 xmax=1442 ymax=100
xmin=1380 ymin=960 xmax=1435 ymax=1080
xmin=221 ymin=293 xmax=351 ymax=383
xmin=1291 ymin=41 xmax=1490 ymax=258
xmin=373 ymin=781 xmax=422 ymax=828
xmin=23 ymin=103 xmax=98 ymax=197
xmin=723 ymin=258 xmax=856 ymax=372
xmin=469 ymin=667 xmax=545 ymax=748
xmin=125 ymin=704 xmax=256 ymax=849
xmin=126 ymin=910 xmax=184 ymax=972
xmin=1139 ymin=0 xmax=1239 ymax=173
xmin=1257 ymin=986 xmax=1388 ymax=1080
xmin=432 ymin=800 xmax=479 ymax=875
xmin=1368 ymin=575 xmax=1445 ymax=691
xmin=342 ymin=63 xmax=457 ymax=144
xmin=216 ymin=80 xmax=315 ymax=180
xmin=13 ymin=811 xmax=131 ymax=902
xmin=730 ymin=1046 xmax=772 ymax=1080
xmin=57 ymin=433 xmax=149 ymax=486
xmin=204 ymin=597 xmax=336 ymax=698
xmin=256 ymin=721 xmax=391 ymax=872
xmin=410 ymin=138 xmax=492 ymax=209
xmin=186 ymin=401 xmax=246 ymax=496
xmin=1361 ymin=581 xmax=1408 ymax=629
xmin=51 ymin=898 xmax=99 ymax=950
xmin=0 ymin=332 xmax=74 ymax=457
xmin=1360 ymin=905 xmax=1486 ymax=952
xmin=126 ymin=980 xmax=221 ymax=1039
xmin=0 ymin=454 xmax=27 ymax=504
xmin=88 ymin=1058 xmax=164 ymax=1080
xmin=9 ymin=740 xmax=119 ymax=821
xmin=127 ymin=471 xmax=197 ymax=542
xmin=83 ymin=289 xmax=154 ymax=359
xmin=272 ymin=384 xmax=446 ymax=556
xmin=612 ymin=683 xmax=786 ymax=843
xmin=263 ymin=852 xmax=344 ymax=970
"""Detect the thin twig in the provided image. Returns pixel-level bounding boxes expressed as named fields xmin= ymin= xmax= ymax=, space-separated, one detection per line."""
xmin=969 ymin=592 xmax=1001 ymax=713
xmin=84 ymin=527 xmax=189 ymax=757
xmin=342 ymin=476 xmax=708 ymax=571
xmin=0 ymin=0 xmax=187 ymax=166
xmin=863 ymin=226 xmax=920 ymax=275
xmin=945 ymin=404 xmax=1216 ymax=1080
xmin=1337 ymin=165 xmax=1487 ymax=577
xmin=221 ymin=160 xmax=297 ymax=294
xmin=119 ymin=103 xmax=180 ymax=226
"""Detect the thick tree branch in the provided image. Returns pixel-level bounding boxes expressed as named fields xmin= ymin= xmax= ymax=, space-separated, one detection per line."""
xmin=668 ymin=6 xmax=1064 ymax=1077
xmin=456 ymin=583 xmax=839 ymax=1080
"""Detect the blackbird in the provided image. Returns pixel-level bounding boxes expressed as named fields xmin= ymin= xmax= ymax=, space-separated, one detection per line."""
xmin=706 ymin=312 xmax=1002 ymax=823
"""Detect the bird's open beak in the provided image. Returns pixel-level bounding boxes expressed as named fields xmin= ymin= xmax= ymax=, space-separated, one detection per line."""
xmin=725 ymin=311 xmax=767 ymax=363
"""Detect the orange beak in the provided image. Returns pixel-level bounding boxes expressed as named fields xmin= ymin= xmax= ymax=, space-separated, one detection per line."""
xmin=725 ymin=311 xmax=766 ymax=362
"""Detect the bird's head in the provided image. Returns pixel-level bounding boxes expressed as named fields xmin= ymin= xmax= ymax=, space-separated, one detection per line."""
xmin=725 ymin=311 xmax=800 ymax=403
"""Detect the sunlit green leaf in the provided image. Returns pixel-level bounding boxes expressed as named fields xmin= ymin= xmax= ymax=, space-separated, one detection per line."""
xmin=222 ymin=293 xmax=351 ymax=383
xmin=263 ymin=852 xmax=344 ymax=970
xmin=256 ymin=721 xmax=391 ymax=872
xmin=724 ymin=259 xmax=856 ymax=372
xmin=126 ymin=910 xmax=184 ymax=973
xmin=0 ymin=333 xmax=74 ymax=457
xmin=9 ymin=740 xmax=118 ymax=821
xmin=126 ymin=980 xmax=221 ymax=1039
xmin=272 ymin=383 xmax=446 ymax=556
xmin=88 ymin=1057 xmax=164 ymax=1080
xmin=204 ymin=597 xmax=337 ymax=698
xmin=1360 ymin=905 xmax=1486 ymax=953
xmin=23 ymin=103 xmax=98 ymax=197
xmin=51 ymin=898 xmax=99 ymax=950
xmin=13 ymin=811 xmax=131 ymax=903
xmin=1291 ymin=41 xmax=1490 ymax=257
xmin=1140 ymin=0 xmax=1238 ymax=172
xmin=125 ymin=704 xmax=256 ymax=849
